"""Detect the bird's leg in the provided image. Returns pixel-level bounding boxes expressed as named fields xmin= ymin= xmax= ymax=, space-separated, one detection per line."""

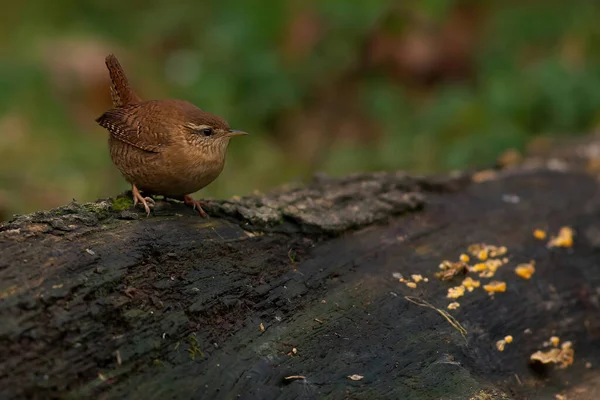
xmin=132 ymin=185 xmax=155 ymax=216
xmin=183 ymin=195 xmax=208 ymax=218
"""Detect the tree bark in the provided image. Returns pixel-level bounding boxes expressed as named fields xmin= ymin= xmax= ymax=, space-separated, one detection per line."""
xmin=2 ymin=139 xmax=600 ymax=400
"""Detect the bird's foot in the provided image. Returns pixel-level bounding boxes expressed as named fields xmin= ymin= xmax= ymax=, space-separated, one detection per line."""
xmin=184 ymin=195 xmax=209 ymax=218
xmin=132 ymin=185 xmax=155 ymax=216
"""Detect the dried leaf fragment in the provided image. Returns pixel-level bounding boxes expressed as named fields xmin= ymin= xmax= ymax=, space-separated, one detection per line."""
xmin=348 ymin=374 xmax=364 ymax=381
xmin=472 ymin=169 xmax=497 ymax=183
xmin=497 ymin=148 xmax=522 ymax=167
xmin=515 ymin=262 xmax=536 ymax=279
xmin=496 ymin=339 xmax=507 ymax=352
xmin=436 ymin=260 xmax=467 ymax=280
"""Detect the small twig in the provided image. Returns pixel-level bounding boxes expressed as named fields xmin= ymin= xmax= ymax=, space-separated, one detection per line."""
xmin=404 ymin=296 xmax=467 ymax=342
xmin=284 ymin=375 xmax=306 ymax=381
xmin=514 ymin=373 xmax=522 ymax=385
xmin=211 ymin=227 xmax=225 ymax=241
xmin=288 ymin=249 xmax=296 ymax=264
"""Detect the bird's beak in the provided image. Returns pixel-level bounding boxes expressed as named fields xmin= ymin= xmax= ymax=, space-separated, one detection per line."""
xmin=227 ymin=129 xmax=248 ymax=137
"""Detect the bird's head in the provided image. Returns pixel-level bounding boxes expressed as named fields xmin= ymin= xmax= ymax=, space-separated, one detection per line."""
xmin=178 ymin=101 xmax=247 ymax=153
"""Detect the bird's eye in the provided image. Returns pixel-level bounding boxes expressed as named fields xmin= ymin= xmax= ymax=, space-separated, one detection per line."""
xmin=201 ymin=128 xmax=213 ymax=136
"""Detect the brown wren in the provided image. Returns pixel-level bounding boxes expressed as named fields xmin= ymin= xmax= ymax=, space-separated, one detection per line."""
xmin=95 ymin=54 xmax=247 ymax=217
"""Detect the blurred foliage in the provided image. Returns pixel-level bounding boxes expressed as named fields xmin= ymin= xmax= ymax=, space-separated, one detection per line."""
xmin=1 ymin=0 xmax=600 ymax=217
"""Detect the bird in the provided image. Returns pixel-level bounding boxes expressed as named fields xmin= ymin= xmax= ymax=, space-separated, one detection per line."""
xmin=95 ymin=54 xmax=247 ymax=217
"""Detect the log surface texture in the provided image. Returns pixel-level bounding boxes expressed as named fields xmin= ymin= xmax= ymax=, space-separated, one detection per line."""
xmin=2 ymin=138 xmax=600 ymax=400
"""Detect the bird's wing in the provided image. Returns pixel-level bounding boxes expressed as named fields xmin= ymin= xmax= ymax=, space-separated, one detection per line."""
xmin=95 ymin=105 xmax=170 ymax=153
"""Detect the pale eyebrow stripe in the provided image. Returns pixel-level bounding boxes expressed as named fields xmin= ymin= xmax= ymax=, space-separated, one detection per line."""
xmin=184 ymin=123 xmax=212 ymax=130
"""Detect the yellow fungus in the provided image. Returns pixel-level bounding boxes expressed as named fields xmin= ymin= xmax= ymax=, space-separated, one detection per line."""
xmin=472 ymin=263 xmax=487 ymax=272
xmin=515 ymin=262 xmax=536 ymax=279
xmin=548 ymin=227 xmax=574 ymax=248
xmin=461 ymin=277 xmax=481 ymax=292
xmin=478 ymin=249 xmax=488 ymax=261
xmin=530 ymin=340 xmax=574 ymax=369
xmin=483 ymin=281 xmax=506 ymax=294
xmin=447 ymin=285 xmax=465 ymax=299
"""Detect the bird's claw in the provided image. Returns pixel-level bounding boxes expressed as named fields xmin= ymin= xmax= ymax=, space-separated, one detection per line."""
xmin=133 ymin=197 xmax=154 ymax=216
xmin=132 ymin=185 xmax=154 ymax=217
xmin=184 ymin=195 xmax=209 ymax=218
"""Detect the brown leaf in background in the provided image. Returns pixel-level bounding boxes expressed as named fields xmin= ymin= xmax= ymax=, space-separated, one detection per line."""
xmin=39 ymin=38 xmax=128 ymax=128
xmin=364 ymin=3 xmax=485 ymax=87
xmin=281 ymin=5 xmax=322 ymax=64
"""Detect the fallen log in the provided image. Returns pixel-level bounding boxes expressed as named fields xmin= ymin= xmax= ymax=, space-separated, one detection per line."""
xmin=1 ymin=143 xmax=600 ymax=399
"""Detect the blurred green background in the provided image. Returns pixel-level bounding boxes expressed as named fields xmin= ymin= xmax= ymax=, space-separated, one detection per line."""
xmin=1 ymin=0 xmax=600 ymax=219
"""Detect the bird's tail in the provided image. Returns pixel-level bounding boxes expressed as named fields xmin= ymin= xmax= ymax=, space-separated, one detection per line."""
xmin=105 ymin=54 xmax=142 ymax=107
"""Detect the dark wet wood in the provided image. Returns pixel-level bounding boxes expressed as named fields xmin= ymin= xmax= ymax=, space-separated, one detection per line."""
xmin=1 ymin=162 xmax=600 ymax=399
